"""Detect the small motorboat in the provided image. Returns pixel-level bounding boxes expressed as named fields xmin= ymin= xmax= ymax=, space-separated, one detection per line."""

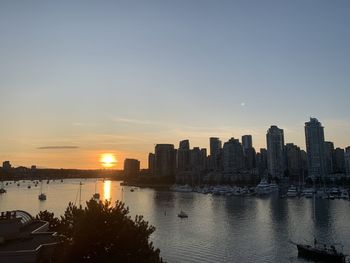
xmin=178 ymin=210 xmax=188 ymax=218
xmin=0 ymin=188 xmax=6 ymax=194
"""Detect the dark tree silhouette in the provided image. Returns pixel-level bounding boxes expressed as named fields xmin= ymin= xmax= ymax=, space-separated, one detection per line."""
xmin=38 ymin=199 xmax=163 ymax=263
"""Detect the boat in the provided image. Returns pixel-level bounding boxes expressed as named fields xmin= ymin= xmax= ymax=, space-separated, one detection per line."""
xmin=0 ymin=181 xmax=6 ymax=194
xmin=38 ymin=193 xmax=47 ymax=201
xmin=286 ymin=185 xmax=298 ymax=197
xmin=27 ymin=185 xmax=31 ymax=189
xmin=269 ymin=182 xmax=279 ymax=192
xmin=303 ymin=188 xmax=315 ymax=198
xmin=178 ymin=210 xmax=188 ymax=218
xmin=255 ymin=179 xmax=271 ymax=195
xmin=38 ymin=181 xmax=46 ymax=201
xmin=93 ymin=180 xmax=100 ymax=199
xmin=296 ymin=240 xmax=346 ymax=263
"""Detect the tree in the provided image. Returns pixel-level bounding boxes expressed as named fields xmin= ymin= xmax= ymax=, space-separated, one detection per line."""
xmin=38 ymin=199 xmax=163 ymax=263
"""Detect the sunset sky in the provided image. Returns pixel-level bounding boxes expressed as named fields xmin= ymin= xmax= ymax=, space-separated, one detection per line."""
xmin=1 ymin=1 xmax=349 ymax=169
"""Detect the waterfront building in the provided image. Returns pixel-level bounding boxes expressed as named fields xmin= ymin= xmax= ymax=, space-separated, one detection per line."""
xmin=333 ymin=147 xmax=345 ymax=174
xmin=155 ymin=144 xmax=176 ymax=177
xmin=2 ymin=161 xmax=11 ymax=170
xmin=266 ymin=126 xmax=285 ymax=178
xmin=305 ymin=118 xmax=326 ymax=178
xmin=148 ymin=153 xmax=155 ymax=175
xmin=285 ymin=143 xmax=302 ymax=179
xmin=324 ymin=141 xmax=335 ymax=175
xmin=177 ymin=140 xmax=191 ymax=171
xmin=223 ymin=138 xmax=245 ymax=175
xmin=209 ymin=137 xmax=222 ymax=171
xmin=124 ymin=158 xmax=140 ymax=177
xmin=0 ymin=210 xmax=58 ymax=262
xmin=345 ymin=146 xmax=350 ymax=176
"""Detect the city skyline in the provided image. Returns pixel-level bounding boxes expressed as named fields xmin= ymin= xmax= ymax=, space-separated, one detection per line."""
xmin=1 ymin=1 xmax=350 ymax=169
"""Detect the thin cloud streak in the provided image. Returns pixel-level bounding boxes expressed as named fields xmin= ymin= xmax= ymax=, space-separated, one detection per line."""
xmin=37 ymin=146 xmax=79 ymax=150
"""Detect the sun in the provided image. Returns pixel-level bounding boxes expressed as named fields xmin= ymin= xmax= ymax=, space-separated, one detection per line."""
xmin=100 ymin=153 xmax=117 ymax=168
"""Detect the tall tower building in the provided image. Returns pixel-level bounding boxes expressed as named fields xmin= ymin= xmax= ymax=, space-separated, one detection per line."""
xmin=242 ymin=135 xmax=256 ymax=170
xmin=285 ymin=143 xmax=302 ymax=179
xmin=266 ymin=125 xmax=285 ymax=178
xmin=155 ymin=144 xmax=176 ymax=177
xmin=345 ymin=146 xmax=350 ymax=176
xmin=324 ymin=141 xmax=335 ymax=175
xmin=223 ymin=138 xmax=244 ymax=175
xmin=241 ymin=135 xmax=253 ymax=152
xmin=333 ymin=147 xmax=345 ymax=174
xmin=305 ymin=118 xmax=326 ymax=178
xmin=209 ymin=137 xmax=222 ymax=171
xmin=177 ymin=139 xmax=191 ymax=171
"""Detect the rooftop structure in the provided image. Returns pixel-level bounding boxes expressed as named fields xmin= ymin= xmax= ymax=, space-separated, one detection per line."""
xmin=0 ymin=210 xmax=58 ymax=263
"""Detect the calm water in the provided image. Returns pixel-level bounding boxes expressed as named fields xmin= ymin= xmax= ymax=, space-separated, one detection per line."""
xmin=1 ymin=179 xmax=350 ymax=263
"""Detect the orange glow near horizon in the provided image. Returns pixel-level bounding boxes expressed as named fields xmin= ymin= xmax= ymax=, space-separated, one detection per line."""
xmin=100 ymin=153 xmax=117 ymax=168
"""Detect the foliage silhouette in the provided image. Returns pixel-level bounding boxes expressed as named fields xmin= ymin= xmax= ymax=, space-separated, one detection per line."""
xmin=37 ymin=199 xmax=163 ymax=263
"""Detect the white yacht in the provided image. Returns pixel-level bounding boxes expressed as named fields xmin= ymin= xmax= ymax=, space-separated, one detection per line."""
xmin=287 ymin=185 xmax=298 ymax=197
xmin=269 ymin=182 xmax=279 ymax=192
xmin=255 ymin=179 xmax=271 ymax=195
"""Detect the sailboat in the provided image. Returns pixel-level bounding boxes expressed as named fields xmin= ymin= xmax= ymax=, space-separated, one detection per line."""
xmin=93 ymin=180 xmax=100 ymax=199
xmin=38 ymin=181 xmax=47 ymax=201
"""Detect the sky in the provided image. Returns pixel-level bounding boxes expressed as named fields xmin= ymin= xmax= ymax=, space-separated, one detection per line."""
xmin=0 ymin=0 xmax=349 ymax=169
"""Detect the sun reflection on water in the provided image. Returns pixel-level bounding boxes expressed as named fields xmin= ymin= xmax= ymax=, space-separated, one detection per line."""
xmin=103 ymin=180 xmax=111 ymax=201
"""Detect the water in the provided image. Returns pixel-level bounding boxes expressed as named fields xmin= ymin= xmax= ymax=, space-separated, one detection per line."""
xmin=1 ymin=179 xmax=350 ymax=263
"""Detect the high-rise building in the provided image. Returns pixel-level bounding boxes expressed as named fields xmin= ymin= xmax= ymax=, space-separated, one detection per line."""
xmin=241 ymin=135 xmax=253 ymax=152
xmin=285 ymin=143 xmax=302 ymax=179
xmin=256 ymin=148 xmax=268 ymax=174
xmin=324 ymin=141 xmax=335 ymax=175
xmin=148 ymin=153 xmax=155 ymax=175
xmin=177 ymin=140 xmax=191 ymax=171
xmin=124 ymin=158 xmax=140 ymax=177
xmin=333 ymin=147 xmax=345 ymax=174
xmin=190 ymin=147 xmax=202 ymax=171
xmin=209 ymin=137 xmax=222 ymax=171
xmin=305 ymin=118 xmax=326 ymax=178
xmin=155 ymin=144 xmax=176 ymax=177
xmin=345 ymin=146 xmax=350 ymax=176
xmin=223 ymin=138 xmax=244 ymax=175
xmin=266 ymin=125 xmax=285 ymax=178
xmin=241 ymin=135 xmax=256 ymax=170
xmin=200 ymin=148 xmax=207 ymax=171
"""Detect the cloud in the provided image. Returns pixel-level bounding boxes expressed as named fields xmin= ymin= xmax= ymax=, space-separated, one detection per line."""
xmin=37 ymin=146 xmax=79 ymax=150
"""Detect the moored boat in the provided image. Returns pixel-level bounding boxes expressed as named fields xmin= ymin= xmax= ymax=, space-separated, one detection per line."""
xmin=296 ymin=241 xmax=346 ymax=263
xmin=178 ymin=210 xmax=188 ymax=218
